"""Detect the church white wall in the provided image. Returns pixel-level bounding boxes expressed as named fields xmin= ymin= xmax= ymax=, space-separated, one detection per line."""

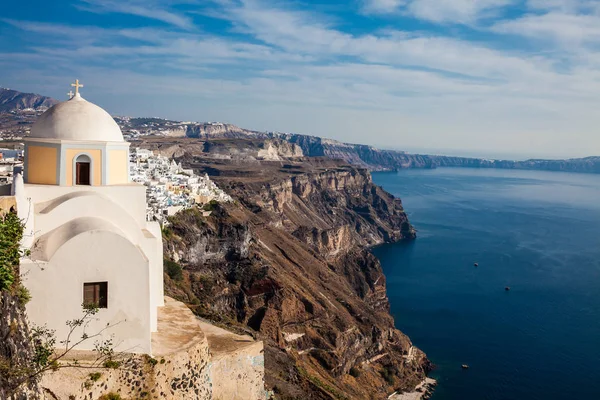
xmin=12 ymin=173 xmax=35 ymax=249
xmin=22 ymin=230 xmax=153 ymax=354
xmin=25 ymin=184 xmax=147 ymax=225
xmin=33 ymin=192 xmax=143 ymax=242
xmin=147 ymin=221 xmax=165 ymax=308
xmin=138 ymin=228 xmax=160 ymax=332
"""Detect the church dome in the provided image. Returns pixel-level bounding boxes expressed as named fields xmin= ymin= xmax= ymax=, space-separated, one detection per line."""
xmin=30 ymin=94 xmax=123 ymax=142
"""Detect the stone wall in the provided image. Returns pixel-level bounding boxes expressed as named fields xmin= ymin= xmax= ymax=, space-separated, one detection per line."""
xmin=40 ymin=347 xmax=212 ymax=400
xmin=0 ymin=195 xmax=16 ymax=215
xmin=40 ymin=297 xmax=213 ymax=400
xmin=197 ymin=320 xmax=265 ymax=400
xmin=39 ymin=297 xmax=266 ymax=400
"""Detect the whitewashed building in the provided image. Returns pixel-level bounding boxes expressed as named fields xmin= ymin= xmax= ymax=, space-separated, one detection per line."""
xmin=13 ymin=90 xmax=164 ymax=354
xmin=129 ymin=149 xmax=232 ymax=223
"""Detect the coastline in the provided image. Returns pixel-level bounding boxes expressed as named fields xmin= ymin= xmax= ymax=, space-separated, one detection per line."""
xmin=389 ymin=378 xmax=437 ymax=400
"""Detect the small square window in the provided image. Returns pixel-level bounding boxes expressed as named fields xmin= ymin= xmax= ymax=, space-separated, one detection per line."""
xmin=83 ymin=282 xmax=108 ymax=308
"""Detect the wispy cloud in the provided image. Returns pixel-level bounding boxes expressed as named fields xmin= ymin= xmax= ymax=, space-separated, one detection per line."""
xmin=363 ymin=0 xmax=515 ymax=24
xmin=492 ymin=0 xmax=600 ymax=47
xmin=3 ymin=0 xmax=600 ymax=157
xmin=76 ymin=0 xmax=195 ymax=30
xmin=492 ymin=12 xmax=600 ymax=45
xmin=362 ymin=0 xmax=406 ymax=13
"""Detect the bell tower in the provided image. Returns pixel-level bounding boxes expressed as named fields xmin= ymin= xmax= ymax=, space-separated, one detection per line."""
xmin=24 ymin=80 xmax=130 ymax=186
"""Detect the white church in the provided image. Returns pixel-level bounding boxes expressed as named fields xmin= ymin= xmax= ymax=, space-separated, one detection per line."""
xmin=14 ymin=82 xmax=164 ymax=354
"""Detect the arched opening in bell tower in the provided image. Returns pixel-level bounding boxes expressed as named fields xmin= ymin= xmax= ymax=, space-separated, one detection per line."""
xmin=75 ymin=154 xmax=91 ymax=185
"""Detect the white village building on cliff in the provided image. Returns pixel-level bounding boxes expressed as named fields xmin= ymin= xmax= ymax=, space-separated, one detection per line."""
xmin=129 ymin=148 xmax=232 ymax=224
xmin=1 ymin=83 xmax=265 ymax=399
xmin=13 ymin=84 xmax=164 ymax=354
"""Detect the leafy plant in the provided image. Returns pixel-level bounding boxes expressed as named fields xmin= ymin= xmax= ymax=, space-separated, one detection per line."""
xmin=164 ymin=259 xmax=183 ymax=281
xmin=202 ymin=200 xmax=219 ymax=212
xmin=349 ymin=367 xmax=361 ymax=378
xmin=89 ymin=372 xmax=102 ymax=381
xmin=98 ymin=393 xmax=122 ymax=400
xmin=103 ymin=360 xmax=121 ymax=369
xmin=0 ymin=212 xmax=26 ymax=291
xmin=145 ymin=356 xmax=158 ymax=367
xmin=3 ymin=303 xmax=128 ymax=398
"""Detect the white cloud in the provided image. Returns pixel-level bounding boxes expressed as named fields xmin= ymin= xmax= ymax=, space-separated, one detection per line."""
xmin=526 ymin=0 xmax=600 ymax=13
xmin=407 ymin=0 xmax=515 ymax=24
xmin=363 ymin=0 xmax=515 ymax=24
xmin=492 ymin=12 xmax=600 ymax=45
xmin=363 ymin=0 xmax=406 ymax=13
xmin=77 ymin=0 xmax=195 ymax=30
xmin=5 ymin=0 xmax=600 ymax=157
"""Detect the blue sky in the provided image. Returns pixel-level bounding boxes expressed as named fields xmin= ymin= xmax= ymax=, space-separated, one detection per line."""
xmin=2 ymin=0 xmax=600 ymax=158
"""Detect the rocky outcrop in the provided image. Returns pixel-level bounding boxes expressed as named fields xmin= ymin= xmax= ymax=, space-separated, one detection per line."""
xmin=253 ymin=167 xmax=414 ymax=254
xmin=0 ymin=206 xmax=44 ymax=400
xmin=283 ymin=134 xmax=436 ymax=170
xmin=282 ymin=133 xmax=600 ymax=173
xmin=257 ymin=139 xmax=303 ymax=161
xmin=0 ymin=89 xmax=58 ymax=112
xmin=185 ymin=123 xmax=265 ymax=140
xmin=0 ymin=292 xmax=44 ymax=400
xmin=133 ymin=137 xmax=303 ymax=163
xmin=163 ymin=159 xmax=429 ymax=400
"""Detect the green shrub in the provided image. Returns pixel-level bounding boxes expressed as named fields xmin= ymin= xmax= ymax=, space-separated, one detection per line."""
xmin=202 ymin=200 xmax=219 ymax=212
xmin=164 ymin=259 xmax=183 ymax=281
xmin=98 ymin=393 xmax=122 ymax=400
xmin=162 ymin=227 xmax=173 ymax=239
xmin=16 ymin=284 xmax=31 ymax=304
xmin=103 ymin=360 xmax=121 ymax=369
xmin=89 ymin=372 xmax=102 ymax=381
xmin=147 ymin=357 xmax=158 ymax=367
xmin=349 ymin=367 xmax=361 ymax=378
xmin=380 ymin=365 xmax=396 ymax=385
xmin=0 ymin=212 xmax=25 ymax=291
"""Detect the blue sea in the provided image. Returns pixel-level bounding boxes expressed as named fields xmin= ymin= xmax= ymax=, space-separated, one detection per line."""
xmin=371 ymin=168 xmax=600 ymax=400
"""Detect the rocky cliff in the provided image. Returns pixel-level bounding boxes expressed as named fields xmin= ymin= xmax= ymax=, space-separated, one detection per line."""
xmin=0 ymin=89 xmax=58 ymax=112
xmin=0 ymin=291 xmax=44 ymax=400
xmin=0 ymin=208 xmax=44 ymax=400
xmin=163 ymin=157 xmax=430 ymax=400
xmin=2 ymin=87 xmax=599 ymax=175
xmin=185 ymin=123 xmax=265 ymax=140
xmin=283 ymin=133 xmax=600 ymax=173
xmin=131 ymin=137 xmax=303 ymax=163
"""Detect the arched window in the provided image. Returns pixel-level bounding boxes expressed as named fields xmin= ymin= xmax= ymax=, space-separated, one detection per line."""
xmin=75 ymin=154 xmax=91 ymax=185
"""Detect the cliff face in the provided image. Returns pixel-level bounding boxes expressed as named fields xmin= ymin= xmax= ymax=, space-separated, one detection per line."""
xmin=284 ymin=134 xmax=437 ymax=170
xmin=131 ymin=137 xmax=303 ymax=163
xmin=185 ymin=123 xmax=265 ymax=139
xmin=164 ymin=158 xmax=429 ymax=400
xmin=257 ymin=139 xmax=303 ymax=160
xmin=252 ymin=168 xmax=414 ymax=253
xmin=0 ymin=292 xmax=43 ymax=400
xmin=283 ymin=133 xmax=600 ymax=174
xmin=0 ymin=209 xmax=44 ymax=400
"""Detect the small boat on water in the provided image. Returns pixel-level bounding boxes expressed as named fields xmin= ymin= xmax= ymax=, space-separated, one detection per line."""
xmin=462 ymin=364 xmax=469 ymax=369
xmin=505 ymin=286 xmax=511 ymax=291
xmin=474 ymin=262 xmax=479 ymax=267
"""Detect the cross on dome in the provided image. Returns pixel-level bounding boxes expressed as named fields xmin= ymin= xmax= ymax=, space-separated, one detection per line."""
xmin=71 ymin=79 xmax=84 ymax=96
xmin=67 ymin=90 xmax=74 ymax=99
xmin=30 ymin=83 xmax=124 ymax=142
